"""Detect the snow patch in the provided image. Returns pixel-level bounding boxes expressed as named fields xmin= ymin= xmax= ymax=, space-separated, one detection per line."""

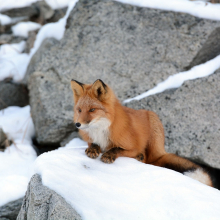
xmin=0 ymin=41 xmax=26 ymax=56
xmin=0 ymin=0 xmax=38 ymax=12
xmin=46 ymin=0 xmax=75 ymax=9
xmin=29 ymin=0 xmax=78 ymax=58
xmin=0 ymin=14 xmax=12 ymax=25
xmin=0 ymin=13 xmax=28 ymax=25
xmin=12 ymin=21 xmax=41 ymax=38
xmin=0 ymin=106 xmax=36 ymax=207
xmin=117 ymin=0 xmax=220 ymax=21
xmin=124 ymin=55 xmax=220 ymax=103
xmin=35 ymin=138 xmax=220 ymax=220
xmin=0 ymin=41 xmax=29 ymax=82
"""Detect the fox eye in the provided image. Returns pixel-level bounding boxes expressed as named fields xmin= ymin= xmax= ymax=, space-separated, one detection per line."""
xmin=79 ymin=109 xmax=81 ymax=112
xmin=89 ymin=108 xmax=95 ymax=112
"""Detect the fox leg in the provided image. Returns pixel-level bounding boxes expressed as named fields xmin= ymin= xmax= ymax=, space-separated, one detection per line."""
xmin=101 ymin=147 xmax=122 ymax=163
xmin=85 ymin=143 xmax=101 ymax=159
xmin=101 ymin=148 xmax=143 ymax=164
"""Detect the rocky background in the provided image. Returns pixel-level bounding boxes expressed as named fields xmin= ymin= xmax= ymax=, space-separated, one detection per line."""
xmin=0 ymin=0 xmax=220 ymax=219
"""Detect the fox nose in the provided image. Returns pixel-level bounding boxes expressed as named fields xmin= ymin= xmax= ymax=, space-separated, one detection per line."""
xmin=75 ymin=122 xmax=81 ymax=128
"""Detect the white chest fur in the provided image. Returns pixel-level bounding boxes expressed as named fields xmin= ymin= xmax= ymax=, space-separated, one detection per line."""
xmin=85 ymin=118 xmax=111 ymax=152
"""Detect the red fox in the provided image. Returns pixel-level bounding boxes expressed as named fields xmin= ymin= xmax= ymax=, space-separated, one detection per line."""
xmin=71 ymin=79 xmax=213 ymax=187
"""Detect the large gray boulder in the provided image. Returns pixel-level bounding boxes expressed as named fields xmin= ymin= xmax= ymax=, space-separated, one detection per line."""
xmin=126 ymin=70 xmax=220 ymax=169
xmin=17 ymin=174 xmax=81 ymax=220
xmin=0 ymin=198 xmax=23 ymax=220
xmin=28 ymin=71 xmax=76 ymax=144
xmin=25 ymin=0 xmax=220 ymax=145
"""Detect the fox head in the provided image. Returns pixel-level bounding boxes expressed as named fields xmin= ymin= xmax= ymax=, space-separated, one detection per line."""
xmin=71 ymin=79 xmax=115 ymax=130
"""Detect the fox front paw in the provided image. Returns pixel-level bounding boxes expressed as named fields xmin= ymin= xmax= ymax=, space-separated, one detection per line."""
xmin=101 ymin=152 xmax=116 ymax=164
xmin=85 ymin=144 xmax=101 ymax=159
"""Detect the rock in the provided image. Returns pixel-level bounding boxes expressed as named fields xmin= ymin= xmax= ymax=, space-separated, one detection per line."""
xmin=25 ymin=38 xmax=59 ymax=82
xmin=0 ymin=128 xmax=7 ymax=151
xmin=0 ymin=34 xmax=12 ymax=45
xmin=0 ymin=79 xmax=29 ymax=110
xmin=25 ymin=0 xmax=220 ymax=145
xmin=17 ymin=174 xmax=81 ymax=220
xmin=24 ymin=31 xmax=38 ymax=53
xmin=126 ymin=70 xmax=220 ymax=169
xmin=28 ymin=71 xmax=76 ymax=144
xmin=0 ymin=24 xmax=12 ymax=35
xmin=0 ymin=198 xmax=23 ymax=220
xmin=36 ymin=0 xmax=54 ymax=21
xmin=0 ymin=128 xmax=12 ymax=152
xmin=1 ymin=6 xmax=39 ymax=18
xmin=0 ymin=17 xmax=29 ymax=35
xmin=1 ymin=1 xmax=54 ymax=23
xmin=47 ymin=8 xmax=67 ymax=23
xmin=0 ymin=34 xmax=26 ymax=45
xmin=31 ymin=1 xmax=54 ymax=25
xmin=187 ymin=26 xmax=220 ymax=69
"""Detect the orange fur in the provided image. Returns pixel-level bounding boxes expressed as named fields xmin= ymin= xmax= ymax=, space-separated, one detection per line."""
xmin=71 ymin=79 xmax=212 ymax=187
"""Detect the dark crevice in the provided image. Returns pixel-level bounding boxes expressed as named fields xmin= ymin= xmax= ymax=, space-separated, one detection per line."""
xmin=32 ymin=137 xmax=60 ymax=156
xmin=186 ymin=27 xmax=220 ymax=70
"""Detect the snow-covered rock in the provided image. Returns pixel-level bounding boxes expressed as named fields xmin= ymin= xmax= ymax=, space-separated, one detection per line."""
xmin=126 ymin=69 xmax=220 ymax=169
xmin=17 ymin=174 xmax=81 ymax=220
xmin=25 ymin=0 xmax=220 ymax=145
xmin=17 ymin=139 xmax=220 ymax=220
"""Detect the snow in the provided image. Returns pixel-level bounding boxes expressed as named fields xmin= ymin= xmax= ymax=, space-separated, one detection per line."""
xmin=12 ymin=21 xmax=41 ymax=38
xmin=35 ymin=138 xmax=220 ymax=220
xmin=46 ymin=0 xmax=75 ymax=9
xmin=1 ymin=0 xmax=220 ymax=83
xmin=0 ymin=13 xmax=28 ymax=25
xmin=0 ymin=41 xmax=29 ymax=82
xmin=124 ymin=54 xmax=220 ymax=103
xmin=0 ymin=13 xmax=12 ymax=25
xmin=0 ymin=0 xmax=77 ymax=82
xmin=29 ymin=0 xmax=78 ymax=58
xmin=0 ymin=41 xmax=26 ymax=56
xmin=0 ymin=0 xmax=38 ymax=12
xmin=0 ymin=106 xmax=36 ymax=206
xmin=0 ymin=0 xmax=220 ymax=212
xmin=117 ymin=0 xmax=220 ymax=21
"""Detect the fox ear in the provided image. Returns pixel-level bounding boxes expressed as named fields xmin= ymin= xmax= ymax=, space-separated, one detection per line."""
xmin=71 ymin=80 xmax=84 ymax=103
xmin=92 ymin=79 xmax=107 ymax=101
